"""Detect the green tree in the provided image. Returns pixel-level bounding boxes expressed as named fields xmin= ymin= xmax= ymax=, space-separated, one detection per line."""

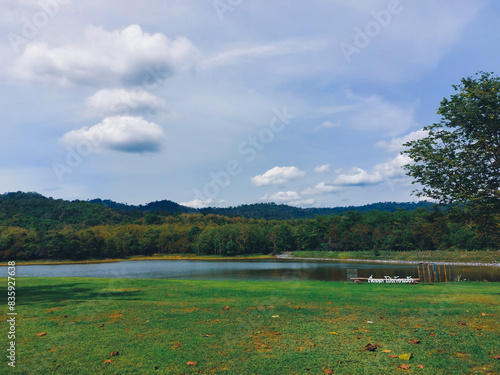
xmin=402 ymin=72 xmax=500 ymax=210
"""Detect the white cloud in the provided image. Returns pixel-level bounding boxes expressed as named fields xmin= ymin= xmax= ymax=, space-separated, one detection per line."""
xmin=86 ymin=88 xmax=166 ymax=117
xmin=61 ymin=116 xmax=166 ymax=154
xmin=11 ymin=24 xmax=199 ymax=87
xmin=302 ymin=182 xmax=341 ymax=196
xmin=261 ymin=191 xmax=315 ymax=206
xmin=314 ymin=164 xmax=331 ymax=173
xmin=333 ymin=154 xmax=411 ymax=186
xmin=180 ymin=198 xmax=227 ymax=208
xmin=251 ymin=166 xmax=305 ymax=186
xmin=376 ymin=129 xmax=429 ymax=152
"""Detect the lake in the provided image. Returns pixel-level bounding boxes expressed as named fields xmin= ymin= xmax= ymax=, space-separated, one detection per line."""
xmin=10 ymin=259 xmax=500 ymax=282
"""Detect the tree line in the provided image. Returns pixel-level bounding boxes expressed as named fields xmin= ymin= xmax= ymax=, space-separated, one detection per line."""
xmin=1 ymin=197 xmax=498 ymax=261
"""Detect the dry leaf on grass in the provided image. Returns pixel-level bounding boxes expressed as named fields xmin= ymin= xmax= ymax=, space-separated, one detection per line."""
xmin=364 ymin=343 xmax=377 ymax=352
xmin=322 ymin=369 xmax=334 ymax=374
xmin=493 ymin=355 xmax=500 ymax=360
xmin=330 ymin=332 xmax=339 ymax=335
xmin=400 ymin=364 xmax=411 ymax=370
xmin=103 ymin=359 xmax=113 ymax=364
xmin=36 ymin=332 xmax=46 ymax=337
xmin=222 ymin=306 xmax=231 ymax=311
xmin=187 ymin=361 xmax=197 ymax=366
xmin=418 ymin=364 xmax=424 ymax=369
xmin=109 ymin=351 xmax=119 ymax=357
xmin=388 ymin=354 xmax=399 ymax=358
xmin=408 ymin=339 xmax=420 ymax=344
xmin=429 ymin=333 xmax=436 ymax=337
xmin=97 ymin=324 xmax=104 ymax=328
xmin=458 ymin=321 xmax=467 ymax=326
xmin=399 ymin=353 xmax=412 ymax=360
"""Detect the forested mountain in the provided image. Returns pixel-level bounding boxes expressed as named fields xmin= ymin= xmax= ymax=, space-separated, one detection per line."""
xmin=1 ymin=192 xmax=497 ymax=261
xmin=90 ymin=196 xmax=435 ymax=220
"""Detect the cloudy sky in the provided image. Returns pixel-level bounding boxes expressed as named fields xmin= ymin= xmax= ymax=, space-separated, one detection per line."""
xmin=1 ymin=0 xmax=499 ymax=208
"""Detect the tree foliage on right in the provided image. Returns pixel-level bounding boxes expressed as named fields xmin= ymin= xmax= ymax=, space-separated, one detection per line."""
xmin=402 ymin=72 xmax=500 ymax=246
xmin=402 ymin=72 xmax=500 ymax=208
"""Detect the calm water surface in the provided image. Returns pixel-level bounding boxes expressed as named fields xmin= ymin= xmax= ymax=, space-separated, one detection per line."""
xmin=11 ymin=259 xmax=500 ymax=282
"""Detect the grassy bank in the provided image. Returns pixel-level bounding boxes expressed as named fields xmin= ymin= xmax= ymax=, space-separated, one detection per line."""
xmin=2 ymin=278 xmax=499 ymax=374
xmin=289 ymin=250 xmax=500 ymax=265
xmin=0 ymin=253 xmax=273 ymax=266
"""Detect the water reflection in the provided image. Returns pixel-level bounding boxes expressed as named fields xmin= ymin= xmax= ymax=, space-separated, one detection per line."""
xmin=11 ymin=259 xmax=500 ymax=282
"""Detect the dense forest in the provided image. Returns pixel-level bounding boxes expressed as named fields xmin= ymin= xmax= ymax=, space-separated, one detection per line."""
xmin=0 ymin=192 xmax=498 ymax=261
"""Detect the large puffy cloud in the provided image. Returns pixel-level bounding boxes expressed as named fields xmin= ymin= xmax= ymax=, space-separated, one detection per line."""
xmin=61 ymin=116 xmax=166 ymax=153
xmin=11 ymin=24 xmax=199 ymax=86
xmin=251 ymin=166 xmax=306 ymax=186
xmin=85 ymin=88 xmax=166 ymax=117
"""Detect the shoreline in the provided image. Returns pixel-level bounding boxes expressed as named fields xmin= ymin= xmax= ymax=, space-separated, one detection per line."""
xmin=275 ymin=254 xmax=500 ymax=267
xmin=1 ymin=253 xmax=498 ymax=267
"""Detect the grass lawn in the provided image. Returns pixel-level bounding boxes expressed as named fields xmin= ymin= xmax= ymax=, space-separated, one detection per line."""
xmin=2 ymin=277 xmax=499 ymax=374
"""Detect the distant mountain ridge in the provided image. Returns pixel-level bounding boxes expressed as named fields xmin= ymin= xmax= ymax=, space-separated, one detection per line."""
xmin=89 ymin=197 xmax=435 ymax=220
xmin=0 ymin=192 xmax=436 ymax=226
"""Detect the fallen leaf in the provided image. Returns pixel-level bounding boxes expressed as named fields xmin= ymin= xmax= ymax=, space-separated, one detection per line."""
xmin=418 ymin=364 xmax=424 ymax=369
xmin=388 ymin=354 xmax=399 ymax=358
xmin=322 ymin=369 xmax=334 ymax=374
xmin=203 ymin=334 xmax=212 ymax=337
xmin=364 ymin=343 xmax=377 ymax=352
xmin=257 ymin=315 xmax=262 ymax=318
xmin=399 ymin=353 xmax=412 ymax=360
xmin=187 ymin=361 xmax=197 ymax=366
xmin=222 ymin=306 xmax=231 ymax=311
xmin=400 ymin=364 xmax=411 ymax=370
xmin=274 ymin=332 xmax=282 ymax=336
xmin=458 ymin=321 xmax=467 ymax=326
xmin=330 ymin=332 xmax=339 ymax=335
xmin=450 ymin=333 xmax=457 ymax=336
xmin=103 ymin=359 xmax=113 ymax=364
xmin=481 ymin=312 xmax=486 ymax=316
xmin=493 ymin=355 xmax=500 ymax=360
xmin=36 ymin=332 xmax=47 ymax=337
xmin=382 ymin=350 xmax=392 ymax=353
xmin=110 ymin=351 xmax=119 ymax=357
xmin=98 ymin=324 xmax=104 ymax=328
xmin=327 ymin=302 xmax=332 ymax=304
xmin=429 ymin=333 xmax=436 ymax=337
xmin=367 ymin=321 xmax=374 ymax=324
xmin=408 ymin=339 xmax=421 ymax=344
xmin=271 ymin=315 xmax=279 ymax=318
xmin=295 ymin=306 xmax=301 ymax=309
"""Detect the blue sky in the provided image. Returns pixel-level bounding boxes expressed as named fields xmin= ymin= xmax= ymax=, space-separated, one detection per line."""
xmin=1 ymin=0 xmax=499 ymax=207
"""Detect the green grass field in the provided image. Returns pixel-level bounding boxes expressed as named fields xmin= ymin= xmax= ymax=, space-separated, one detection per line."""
xmin=2 ymin=277 xmax=499 ymax=374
